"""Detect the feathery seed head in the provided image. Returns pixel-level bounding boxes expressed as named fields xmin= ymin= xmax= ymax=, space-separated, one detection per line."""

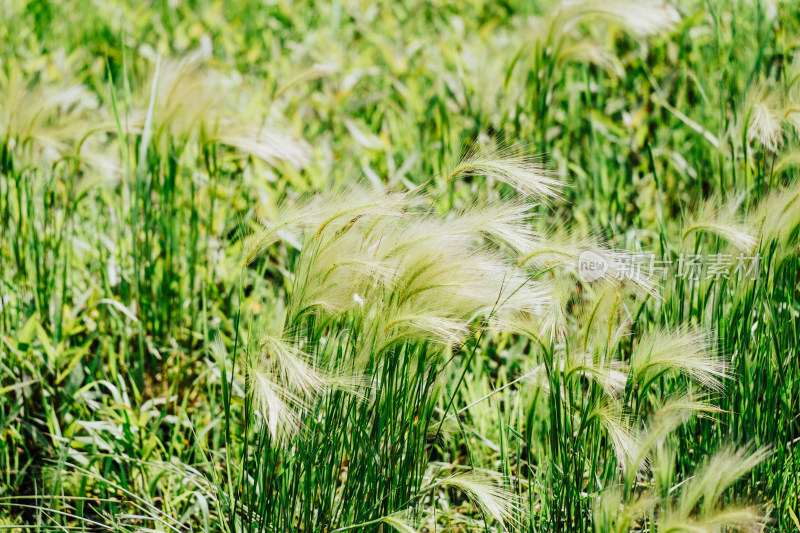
xmin=748 ymin=180 xmax=800 ymax=260
xmin=446 ymin=143 xmax=565 ymax=202
xmin=746 ymin=84 xmax=785 ymax=152
xmin=631 ymin=326 xmax=728 ymax=392
xmin=585 ymin=399 xmax=637 ymax=467
xmin=565 ymin=1 xmax=681 ymax=37
xmin=682 ymin=195 xmax=758 ymax=255
xmin=247 ymin=335 xmax=328 ymax=443
xmin=439 ymin=470 xmax=524 ymax=528
xmin=667 ymin=445 xmax=770 ymax=531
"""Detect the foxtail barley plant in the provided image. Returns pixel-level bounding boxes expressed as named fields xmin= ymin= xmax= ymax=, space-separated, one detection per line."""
xmin=1 ymin=0 xmax=798 ymax=532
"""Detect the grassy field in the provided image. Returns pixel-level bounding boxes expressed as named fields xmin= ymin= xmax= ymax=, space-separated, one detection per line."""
xmin=1 ymin=0 xmax=799 ymax=531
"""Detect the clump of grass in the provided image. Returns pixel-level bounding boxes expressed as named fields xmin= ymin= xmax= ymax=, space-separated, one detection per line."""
xmin=230 ymin=147 xmax=563 ymax=531
xmin=596 ymin=444 xmax=769 ymax=533
xmin=230 ymin=142 xmax=772 ymax=532
xmin=2 ymin=1 xmax=798 ymax=531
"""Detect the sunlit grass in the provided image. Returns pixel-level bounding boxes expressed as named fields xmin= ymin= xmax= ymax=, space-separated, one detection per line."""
xmin=1 ymin=0 xmax=798 ymax=531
